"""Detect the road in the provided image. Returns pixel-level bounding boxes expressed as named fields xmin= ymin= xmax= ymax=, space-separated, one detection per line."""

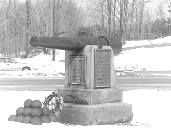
xmin=116 ymin=77 xmax=171 ymax=90
xmin=0 ymin=77 xmax=64 ymax=91
xmin=1 ymin=77 xmax=171 ymax=90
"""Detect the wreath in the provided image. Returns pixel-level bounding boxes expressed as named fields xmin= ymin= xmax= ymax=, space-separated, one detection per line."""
xmin=43 ymin=90 xmax=63 ymax=116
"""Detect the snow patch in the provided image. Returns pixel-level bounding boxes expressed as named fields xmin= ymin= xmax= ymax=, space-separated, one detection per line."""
xmin=115 ymin=36 xmax=171 ymax=73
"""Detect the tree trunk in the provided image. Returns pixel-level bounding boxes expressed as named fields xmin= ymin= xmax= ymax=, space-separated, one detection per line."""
xmin=25 ymin=0 xmax=31 ymax=58
xmin=3 ymin=0 xmax=11 ymax=56
xmin=129 ymin=0 xmax=136 ymax=40
xmin=122 ymin=0 xmax=128 ymax=41
xmin=100 ymin=1 xmax=105 ymax=34
xmin=119 ymin=0 xmax=123 ymax=42
xmin=113 ymin=0 xmax=116 ymax=34
xmin=135 ymin=6 xmax=139 ymax=39
xmin=14 ymin=0 xmax=17 ymax=57
xmin=51 ymin=0 xmax=56 ymax=61
xmin=107 ymin=0 xmax=112 ymax=37
xmin=139 ymin=0 xmax=144 ymax=39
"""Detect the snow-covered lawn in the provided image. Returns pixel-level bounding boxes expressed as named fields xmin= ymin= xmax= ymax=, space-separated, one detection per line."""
xmin=2 ymin=89 xmax=171 ymax=128
xmin=115 ymin=46 xmax=171 ymax=71
xmin=114 ymin=36 xmax=171 ymax=75
xmin=0 ymin=51 xmax=65 ymax=78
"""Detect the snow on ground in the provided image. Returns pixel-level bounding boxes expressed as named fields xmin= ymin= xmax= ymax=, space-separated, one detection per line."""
xmin=115 ymin=46 xmax=171 ymax=71
xmin=122 ymin=36 xmax=171 ymax=48
xmin=114 ymin=36 xmax=171 ymax=72
xmin=1 ymin=89 xmax=171 ymax=128
xmin=0 ymin=50 xmax=65 ymax=78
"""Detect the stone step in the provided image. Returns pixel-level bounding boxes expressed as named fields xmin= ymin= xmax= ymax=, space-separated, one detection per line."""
xmin=60 ymin=102 xmax=133 ymax=125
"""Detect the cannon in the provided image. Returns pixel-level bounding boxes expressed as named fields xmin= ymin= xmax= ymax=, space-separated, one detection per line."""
xmin=30 ymin=36 xmax=122 ymax=54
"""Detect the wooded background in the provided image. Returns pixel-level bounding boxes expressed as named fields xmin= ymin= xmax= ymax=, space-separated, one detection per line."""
xmin=0 ymin=0 xmax=171 ymax=59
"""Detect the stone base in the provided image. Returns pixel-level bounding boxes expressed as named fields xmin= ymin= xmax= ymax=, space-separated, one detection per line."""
xmin=59 ymin=88 xmax=123 ymax=105
xmin=59 ymin=102 xmax=133 ymax=125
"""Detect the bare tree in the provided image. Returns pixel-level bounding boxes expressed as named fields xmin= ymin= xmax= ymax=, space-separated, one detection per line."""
xmin=107 ymin=0 xmax=112 ymax=37
xmin=138 ymin=0 xmax=145 ymax=38
xmin=128 ymin=0 xmax=137 ymax=40
xmin=51 ymin=0 xmax=57 ymax=61
xmin=25 ymin=0 xmax=31 ymax=58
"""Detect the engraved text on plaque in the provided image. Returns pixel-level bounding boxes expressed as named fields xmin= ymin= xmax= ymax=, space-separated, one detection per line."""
xmin=94 ymin=49 xmax=111 ymax=88
xmin=69 ymin=56 xmax=86 ymax=85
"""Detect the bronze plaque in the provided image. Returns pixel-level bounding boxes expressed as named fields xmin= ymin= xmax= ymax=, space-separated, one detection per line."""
xmin=69 ymin=56 xmax=86 ymax=85
xmin=94 ymin=49 xmax=111 ymax=88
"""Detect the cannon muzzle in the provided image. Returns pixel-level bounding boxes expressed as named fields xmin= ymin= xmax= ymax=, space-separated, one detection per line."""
xmin=30 ymin=36 xmax=122 ymax=54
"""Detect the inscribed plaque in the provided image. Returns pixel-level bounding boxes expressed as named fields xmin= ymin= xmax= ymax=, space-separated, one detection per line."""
xmin=94 ymin=49 xmax=111 ymax=88
xmin=69 ymin=56 xmax=86 ymax=85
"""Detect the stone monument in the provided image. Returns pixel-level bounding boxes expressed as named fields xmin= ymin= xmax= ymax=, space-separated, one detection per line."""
xmin=30 ymin=36 xmax=133 ymax=125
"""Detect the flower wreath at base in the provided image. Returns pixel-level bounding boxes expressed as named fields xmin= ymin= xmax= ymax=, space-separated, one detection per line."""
xmin=43 ymin=90 xmax=63 ymax=116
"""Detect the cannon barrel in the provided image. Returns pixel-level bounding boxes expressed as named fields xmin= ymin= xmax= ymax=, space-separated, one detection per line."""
xmin=30 ymin=36 xmax=122 ymax=54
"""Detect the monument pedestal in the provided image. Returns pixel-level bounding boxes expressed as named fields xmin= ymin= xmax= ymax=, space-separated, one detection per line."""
xmin=59 ymin=88 xmax=133 ymax=125
xmin=58 ymin=45 xmax=133 ymax=125
xmin=60 ymin=102 xmax=133 ymax=125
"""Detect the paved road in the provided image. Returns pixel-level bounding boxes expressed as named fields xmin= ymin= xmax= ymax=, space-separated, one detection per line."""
xmin=0 ymin=77 xmax=64 ymax=86
xmin=117 ymin=76 xmax=171 ymax=84
xmin=116 ymin=77 xmax=171 ymax=90
xmin=0 ymin=77 xmax=64 ymax=91
xmin=1 ymin=77 xmax=171 ymax=90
